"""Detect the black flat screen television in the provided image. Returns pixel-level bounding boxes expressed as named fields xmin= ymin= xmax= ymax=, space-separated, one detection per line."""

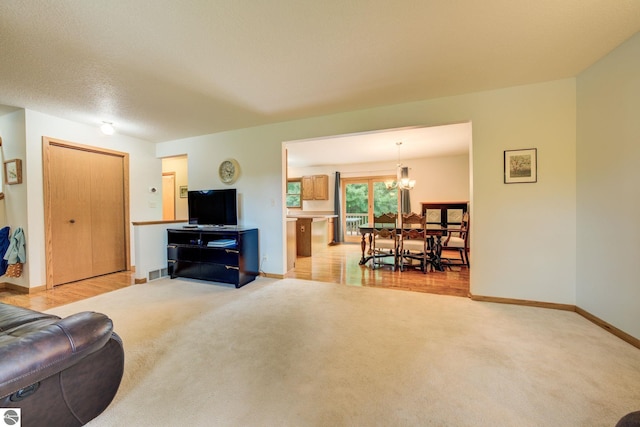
xmin=188 ymin=189 xmax=237 ymax=226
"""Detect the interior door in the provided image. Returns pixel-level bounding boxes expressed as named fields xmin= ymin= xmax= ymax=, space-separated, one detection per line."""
xmin=43 ymin=138 xmax=129 ymax=287
xmin=49 ymin=146 xmax=94 ymax=284
xmin=342 ymin=176 xmax=398 ymax=242
xmin=162 ymin=173 xmax=176 ymax=220
xmin=90 ymin=151 xmax=126 ymax=277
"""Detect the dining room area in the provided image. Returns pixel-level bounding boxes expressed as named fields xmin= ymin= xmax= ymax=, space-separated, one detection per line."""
xmin=285 ymin=177 xmax=471 ymax=297
xmin=284 ymin=123 xmax=472 ymax=296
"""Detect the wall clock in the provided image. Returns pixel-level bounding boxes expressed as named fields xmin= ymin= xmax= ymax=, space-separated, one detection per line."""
xmin=218 ymin=158 xmax=240 ymax=184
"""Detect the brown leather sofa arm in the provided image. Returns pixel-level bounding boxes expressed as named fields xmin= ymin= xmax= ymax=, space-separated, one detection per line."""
xmin=0 ymin=311 xmax=114 ymax=398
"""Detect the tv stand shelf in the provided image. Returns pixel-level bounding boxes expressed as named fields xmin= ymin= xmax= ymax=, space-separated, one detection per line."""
xmin=167 ymin=227 xmax=259 ymax=288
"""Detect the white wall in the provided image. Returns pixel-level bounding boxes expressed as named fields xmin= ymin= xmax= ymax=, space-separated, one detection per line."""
xmin=157 ymin=129 xmax=283 ymax=275
xmin=21 ymin=110 xmax=161 ymax=287
xmin=288 ymin=153 xmax=471 ymax=215
xmin=133 ymin=221 xmax=188 ymax=282
xmin=0 ymin=110 xmax=28 ymax=287
xmin=576 ymin=33 xmax=640 ymax=338
xmin=158 ymin=78 xmax=577 ymax=307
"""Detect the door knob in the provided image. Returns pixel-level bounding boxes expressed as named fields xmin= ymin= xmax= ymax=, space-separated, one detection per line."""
xmin=69 ymin=219 xmax=76 ymax=224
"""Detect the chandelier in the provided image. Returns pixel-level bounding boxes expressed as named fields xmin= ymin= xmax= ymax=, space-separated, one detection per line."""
xmin=398 ymin=165 xmax=415 ymax=189
xmin=385 ymin=142 xmax=415 ymax=190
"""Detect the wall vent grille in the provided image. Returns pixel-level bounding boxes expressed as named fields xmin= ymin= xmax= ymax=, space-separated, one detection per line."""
xmin=148 ymin=268 xmax=170 ymax=282
xmin=148 ymin=270 xmax=160 ymax=281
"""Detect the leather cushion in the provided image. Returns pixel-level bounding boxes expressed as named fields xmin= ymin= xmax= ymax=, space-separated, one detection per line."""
xmin=0 ymin=310 xmax=114 ymax=398
xmin=0 ymin=303 xmax=59 ymax=332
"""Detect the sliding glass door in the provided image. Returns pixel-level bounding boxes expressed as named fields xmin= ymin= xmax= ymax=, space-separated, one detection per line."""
xmin=342 ymin=176 xmax=398 ymax=242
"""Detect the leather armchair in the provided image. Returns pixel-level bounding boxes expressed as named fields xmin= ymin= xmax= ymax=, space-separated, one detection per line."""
xmin=0 ymin=303 xmax=124 ymax=427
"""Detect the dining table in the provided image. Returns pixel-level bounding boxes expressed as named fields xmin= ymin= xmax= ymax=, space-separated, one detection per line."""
xmin=357 ymin=222 xmax=452 ymax=271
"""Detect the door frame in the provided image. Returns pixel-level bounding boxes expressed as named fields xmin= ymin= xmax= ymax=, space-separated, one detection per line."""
xmin=42 ymin=137 xmax=131 ymax=289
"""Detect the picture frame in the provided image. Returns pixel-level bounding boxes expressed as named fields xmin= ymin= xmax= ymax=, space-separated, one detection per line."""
xmin=4 ymin=159 xmax=22 ymax=185
xmin=504 ymin=148 xmax=537 ymax=184
xmin=179 ymin=185 xmax=188 ymax=198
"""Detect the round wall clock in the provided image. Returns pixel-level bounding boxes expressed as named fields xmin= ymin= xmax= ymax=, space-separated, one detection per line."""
xmin=218 ymin=158 xmax=240 ymax=184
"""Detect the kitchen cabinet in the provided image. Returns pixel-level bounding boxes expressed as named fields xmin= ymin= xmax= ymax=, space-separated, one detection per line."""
xmin=292 ymin=215 xmax=335 ymax=257
xmin=302 ymin=175 xmax=329 ymax=200
xmin=287 ymin=219 xmax=297 ymax=271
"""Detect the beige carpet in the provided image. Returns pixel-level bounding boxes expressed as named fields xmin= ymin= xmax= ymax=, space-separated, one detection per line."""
xmin=47 ymin=277 xmax=640 ymax=426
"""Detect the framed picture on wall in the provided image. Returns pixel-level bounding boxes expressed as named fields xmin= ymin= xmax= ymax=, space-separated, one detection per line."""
xmin=179 ymin=185 xmax=188 ymax=198
xmin=504 ymin=148 xmax=537 ymax=184
xmin=4 ymin=159 xmax=22 ymax=185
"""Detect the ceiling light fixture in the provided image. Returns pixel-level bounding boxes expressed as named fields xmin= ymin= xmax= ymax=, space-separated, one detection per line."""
xmin=100 ymin=121 xmax=115 ymax=135
xmin=386 ymin=142 xmax=416 ymax=190
xmin=398 ymin=165 xmax=415 ymax=190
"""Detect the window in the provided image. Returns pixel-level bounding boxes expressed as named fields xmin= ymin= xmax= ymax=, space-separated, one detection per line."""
xmin=286 ymin=179 xmax=302 ymax=208
xmin=342 ymin=175 xmax=397 ymax=241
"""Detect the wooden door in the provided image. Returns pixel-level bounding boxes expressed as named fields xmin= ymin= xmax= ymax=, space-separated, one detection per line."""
xmin=162 ymin=173 xmax=176 ymax=220
xmin=48 ymin=146 xmax=94 ymax=284
xmin=90 ymin=152 xmax=126 ymax=276
xmin=43 ymin=138 xmax=129 ymax=288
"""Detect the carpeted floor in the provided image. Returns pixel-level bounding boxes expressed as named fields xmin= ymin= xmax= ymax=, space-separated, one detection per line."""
xmin=47 ymin=277 xmax=640 ymax=426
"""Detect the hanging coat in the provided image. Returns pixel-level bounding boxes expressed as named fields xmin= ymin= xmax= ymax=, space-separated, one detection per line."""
xmin=4 ymin=227 xmax=25 ymax=278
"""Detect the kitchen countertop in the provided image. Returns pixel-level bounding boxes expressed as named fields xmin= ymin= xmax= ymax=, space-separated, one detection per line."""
xmin=287 ymin=211 xmax=337 ymax=219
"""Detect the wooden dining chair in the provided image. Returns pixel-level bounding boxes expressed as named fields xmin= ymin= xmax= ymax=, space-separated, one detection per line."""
xmin=370 ymin=212 xmax=398 ymax=270
xmin=398 ymin=212 xmax=431 ymax=273
xmin=441 ymin=212 xmax=470 ymax=268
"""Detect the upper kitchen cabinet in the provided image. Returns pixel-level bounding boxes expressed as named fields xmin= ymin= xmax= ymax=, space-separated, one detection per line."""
xmin=302 ymin=175 xmax=328 ymax=200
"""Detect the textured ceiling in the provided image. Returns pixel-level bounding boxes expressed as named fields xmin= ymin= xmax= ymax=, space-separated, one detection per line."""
xmin=0 ymin=1 xmax=639 ymax=143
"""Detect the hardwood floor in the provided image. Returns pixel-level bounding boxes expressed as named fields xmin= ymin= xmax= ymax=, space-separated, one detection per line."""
xmin=0 ymin=244 xmax=469 ymax=311
xmin=0 ymin=271 xmax=135 ymax=312
xmin=286 ymin=243 xmax=470 ymax=297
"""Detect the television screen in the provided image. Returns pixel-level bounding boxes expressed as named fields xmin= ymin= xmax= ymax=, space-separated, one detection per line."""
xmin=188 ymin=189 xmax=237 ymax=226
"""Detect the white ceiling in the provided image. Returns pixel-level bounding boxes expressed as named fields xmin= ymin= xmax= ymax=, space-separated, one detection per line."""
xmin=0 ymin=1 xmax=639 ymax=144
xmin=286 ymin=122 xmax=471 ymax=168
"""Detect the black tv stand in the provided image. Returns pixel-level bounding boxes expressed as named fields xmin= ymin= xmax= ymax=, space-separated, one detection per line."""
xmin=167 ymin=227 xmax=259 ymax=287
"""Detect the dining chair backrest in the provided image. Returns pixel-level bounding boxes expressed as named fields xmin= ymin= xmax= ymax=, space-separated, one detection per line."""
xmin=401 ymin=212 xmax=425 ymax=235
xmin=399 ymin=212 xmax=429 ymax=273
xmin=442 ymin=211 xmax=470 ymax=267
xmin=371 ymin=212 xmax=396 ymax=237
xmin=374 ymin=212 xmax=397 ymax=228
xmin=371 ymin=212 xmax=398 ymax=269
xmin=400 ymin=212 xmax=427 ymax=244
xmin=444 ymin=212 xmax=469 ymax=244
